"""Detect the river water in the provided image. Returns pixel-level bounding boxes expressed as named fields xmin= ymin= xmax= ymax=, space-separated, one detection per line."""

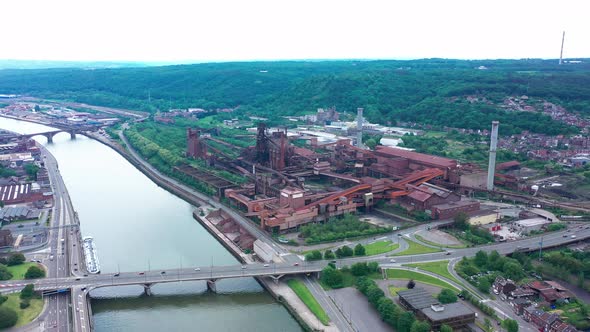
xmin=0 ymin=117 xmax=301 ymax=332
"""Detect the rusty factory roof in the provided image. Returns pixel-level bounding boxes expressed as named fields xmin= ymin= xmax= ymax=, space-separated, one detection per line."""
xmin=374 ymin=146 xmax=457 ymax=168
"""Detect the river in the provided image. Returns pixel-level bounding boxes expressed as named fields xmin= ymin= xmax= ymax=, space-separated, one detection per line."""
xmin=0 ymin=117 xmax=302 ymax=332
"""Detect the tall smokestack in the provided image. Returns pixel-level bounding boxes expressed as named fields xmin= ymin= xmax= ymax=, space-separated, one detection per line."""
xmin=559 ymin=31 xmax=565 ymax=65
xmin=487 ymin=121 xmax=499 ymax=191
xmin=356 ymin=107 xmax=364 ymax=148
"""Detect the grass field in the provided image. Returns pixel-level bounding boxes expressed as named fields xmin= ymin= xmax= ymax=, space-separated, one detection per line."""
xmin=365 ymin=240 xmax=400 ymax=256
xmin=287 ymin=279 xmax=330 ymax=326
xmin=388 ymin=286 xmax=407 ymax=296
xmin=3 ymin=293 xmax=44 ymax=327
xmin=414 ymin=234 xmax=466 ymax=249
xmin=8 ymin=263 xmax=38 ymax=280
xmin=386 ymin=269 xmax=460 ymax=291
xmin=392 ymin=239 xmax=442 ymax=256
xmin=403 ymin=260 xmax=463 ymax=286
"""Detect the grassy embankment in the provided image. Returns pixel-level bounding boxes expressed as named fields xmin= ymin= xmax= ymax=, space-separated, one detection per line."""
xmin=365 ymin=240 xmax=400 ymax=256
xmin=403 ymin=260 xmax=463 ymax=286
xmin=287 ymin=279 xmax=330 ymax=326
xmin=385 ymin=269 xmax=459 ymax=291
xmin=392 ymin=239 xmax=442 ymax=256
xmin=3 ymin=293 xmax=44 ymax=327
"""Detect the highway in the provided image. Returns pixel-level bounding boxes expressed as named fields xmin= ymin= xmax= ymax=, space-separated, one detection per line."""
xmin=21 ymin=143 xmax=87 ymax=332
xmin=3 ymin=226 xmax=589 ymax=293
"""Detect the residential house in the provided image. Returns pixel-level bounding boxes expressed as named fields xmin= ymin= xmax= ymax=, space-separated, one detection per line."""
xmin=493 ymin=276 xmax=517 ymax=297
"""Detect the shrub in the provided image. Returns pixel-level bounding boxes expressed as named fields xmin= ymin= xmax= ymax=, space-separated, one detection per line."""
xmin=7 ymin=253 xmax=25 ymax=266
xmin=437 ymin=289 xmax=458 ymax=304
xmin=25 ymin=265 xmax=46 ymax=279
xmin=354 ymin=244 xmax=366 ymax=256
xmin=320 ymin=266 xmax=343 ymax=288
xmin=0 ymin=307 xmax=18 ymax=328
xmin=20 ymin=299 xmax=30 ymax=309
xmin=323 ymin=250 xmax=335 ymax=260
xmin=20 ymin=284 xmax=35 ymax=299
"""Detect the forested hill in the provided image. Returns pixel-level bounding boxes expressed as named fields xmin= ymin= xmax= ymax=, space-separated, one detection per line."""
xmin=1 ymin=58 xmax=589 ymax=135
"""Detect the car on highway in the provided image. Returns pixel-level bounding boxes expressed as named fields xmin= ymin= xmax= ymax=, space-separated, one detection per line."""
xmin=293 ymin=263 xmax=299 ymax=266
xmin=160 ymin=271 xmax=166 ymax=274
xmin=445 ymin=251 xmax=452 ymax=255
xmin=114 ymin=273 xmax=120 ymax=277
xmin=194 ymin=268 xmax=201 ymax=271
xmin=75 ymin=278 xmax=80 ymax=281
xmin=390 ymin=259 xmax=396 ymax=263
xmin=83 ymin=274 xmax=88 ymax=277
xmin=138 ymin=272 xmax=144 ymax=275
xmin=263 ymin=264 xmax=269 ymax=267
xmin=563 ymin=234 xmax=569 ymax=237
xmin=49 ymin=255 xmax=54 ymax=261
xmin=571 ymin=235 xmax=577 ymax=239
xmin=241 ymin=266 xmax=247 ymax=269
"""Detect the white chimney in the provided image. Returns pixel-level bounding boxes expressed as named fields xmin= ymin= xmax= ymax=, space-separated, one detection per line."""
xmin=487 ymin=121 xmax=499 ymax=191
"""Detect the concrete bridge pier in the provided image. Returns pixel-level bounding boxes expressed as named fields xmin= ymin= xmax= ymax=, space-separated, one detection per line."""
xmin=206 ymin=279 xmax=217 ymax=293
xmin=46 ymin=133 xmax=54 ymax=143
xmin=143 ymin=283 xmax=153 ymax=296
xmin=69 ymin=131 xmax=76 ymax=140
xmin=269 ymin=275 xmax=284 ymax=285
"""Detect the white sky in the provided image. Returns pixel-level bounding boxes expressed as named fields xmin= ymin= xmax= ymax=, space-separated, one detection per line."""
xmin=1 ymin=0 xmax=588 ymax=62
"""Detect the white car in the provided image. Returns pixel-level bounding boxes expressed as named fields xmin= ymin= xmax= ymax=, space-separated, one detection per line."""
xmin=263 ymin=264 xmax=270 ymax=267
xmin=389 ymin=259 xmax=396 ymax=263
xmin=194 ymin=268 xmax=201 ymax=271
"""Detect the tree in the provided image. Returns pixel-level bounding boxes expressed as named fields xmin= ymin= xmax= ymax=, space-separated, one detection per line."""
xmin=0 ymin=307 xmax=18 ymax=329
xmin=454 ymin=212 xmax=470 ymax=230
xmin=474 ymin=250 xmax=488 ymax=268
xmin=440 ymin=324 xmax=453 ymax=332
xmin=377 ymin=297 xmax=396 ymax=325
xmin=502 ymin=319 xmax=519 ymax=332
xmin=320 ymin=266 xmax=343 ymax=288
xmin=335 ymin=248 xmax=344 ymax=258
xmin=367 ymin=261 xmax=379 ymax=273
xmin=483 ymin=318 xmax=493 ymax=332
xmin=354 ymin=243 xmax=366 ymax=256
xmin=351 ymin=262 xmax=369 ymax=276
xmin=437 ymin=289 xmax=458 ymax=304
xmin=364 ymin=138 xmax=377 ymax=150
xmin=305 ymin=250 xmax=322 ymax=261
xmin=323 ymin=250 xmax=335 ymax=260
xmin=340 ymin=245 xmax=354 ymax=257
xmin=355 ymin=276 xmax=372 ymax=294
xmin=410 ymin=320 xmax=430 ymax=332
xmin=478 ymin=277 xmax=491 ymax=293
xmin=0 ymin=264 xmax=12 ymax=280
xmin=397 ymin=311 xmax=416 ymax=332
xmin=407 ymin=279 xmax=416 ymax=289
xmin=25 ymin=265 xmax=45 ymax=279
xmin=24 ymin=164 xmax=40 ymax=180
xmin=488 ymin=250 xmax=503 ymax=270
xmin=20 ymin=284 xmax=35 ymax=299
xmin=503 ymin=261 xmax=525 ymax=281
xmin=366 ymin=285 xmax=385 ymax=306
xmin=7 ymin=253 xmax=25 ymax=266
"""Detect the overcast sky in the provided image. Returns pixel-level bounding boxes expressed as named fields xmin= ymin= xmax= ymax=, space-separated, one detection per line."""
xmin=1 ymin=0 xmax=588 ymax=62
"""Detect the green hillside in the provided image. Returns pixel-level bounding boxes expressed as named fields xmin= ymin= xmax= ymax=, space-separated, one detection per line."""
xmin=1 ymin=59 xmax=589 ymax=134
